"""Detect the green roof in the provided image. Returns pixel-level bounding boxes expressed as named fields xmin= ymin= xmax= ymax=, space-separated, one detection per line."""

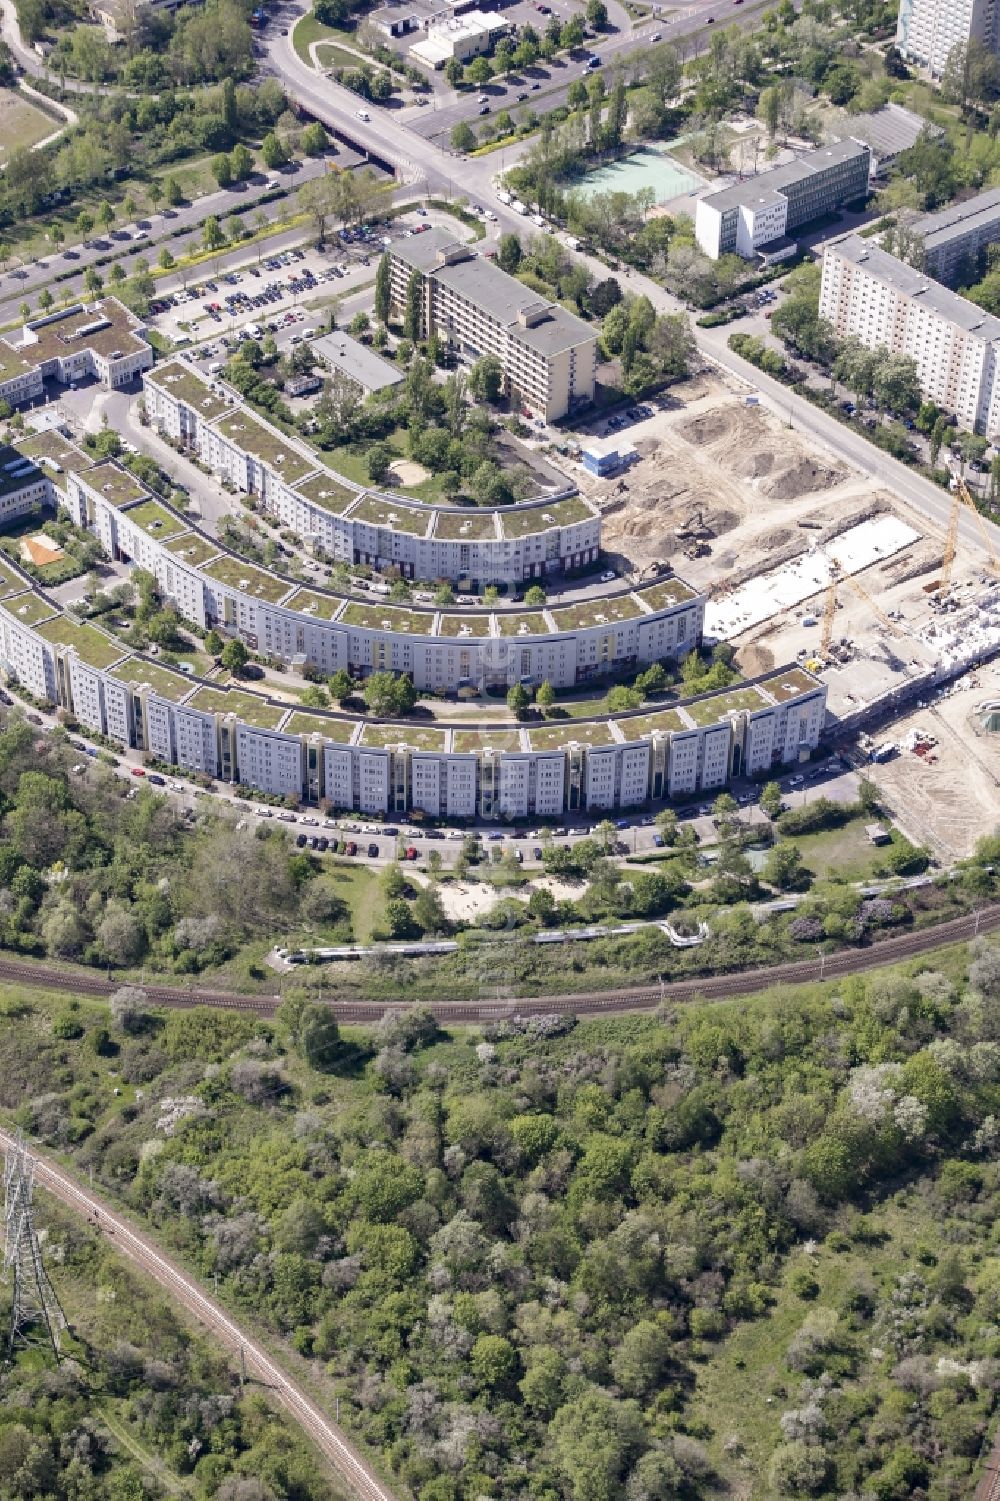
xmin=451 ymin=728 xmax=522 ymax=754
xmin=164 ymin=533 xmax=220 ymax=566
xmin=635 ymin=578 xmax=699 ymax=611
xmin=437 ymin=612 xmax=492 ymax=638
xmin=283 ymin=710 xmax=356 ymax=742
xmin=762 ymin=667 xmax=821 ymax=703
xmin=112 ymin=658 xmax=196 ymax=703
xmin=618 ymin=707 xmax=690 ymax=739
xmin=350 ymin=495 xmax=430 ymax=537
xmin=123 ymin=499 xmax=188 ymax=540
xmin=15 ymin=431 xmax=92 ymax=493
xmin=296 ymin=471 xmax=357 ymax=514
xmin=527 ymin=719 xmax=616 ymax=750
xmin=360 ymin=721 xmax=447 ymax=752
xmin=214 ymin=411 xmax=316 ymax=484
xmin=339 ymin=600 xmax=433 ymax=634
xmin=36 ymin=615 xmax=126 ymax=670
xmin=432 ymin=508 xmax=498 ymax=541
xmin=495 ymin=610 xmax=550 ymax=638
xmin=285 ymin=588 xmax=345 ymax=622
xmin=201 ymin=554 xmax=292 ymax=605
xmin=149 ymin=361 xmax=231 ymax=421
xmin=683 ymin=685 xmax=767 ymax=727
xmin=186 ymin=685 xmax=286 ymax=729
xmin=6 ymin=592 xmax=57 ymax=627
xmin=0 ymin=446 xmax=42 ymax=501
xmin=549 ymin=594 xmax=643 ymax=631
xmin=81 ymin=461 xmax=148 ymax=509
xmin=499 ymin=496 xmax=595 ymax=539
xmin=0 ymin=559 xmax=27 ymax=598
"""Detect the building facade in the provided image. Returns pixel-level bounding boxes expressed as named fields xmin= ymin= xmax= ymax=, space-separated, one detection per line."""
xmin=695 ymin=140 xmax=871 ymax=261
xmin=387 ymin=231 xmax=597 ymax=420
xmin=819 ymin=234 xmax=1000 ymax=435
xmin=0 ymin=299 xmax=152 ymax=410
xmin=0 ymin=447 xmax=52 ymax=524
xmin=895 ymin=0 xmax=1000 ymax=77
xmin=0 ymin=571 xmax=826 ymax=817
xmin=142 ymin=362 xmax=601 ymax=587
xmin=912 ymin=187 xmax=1000 ymax=284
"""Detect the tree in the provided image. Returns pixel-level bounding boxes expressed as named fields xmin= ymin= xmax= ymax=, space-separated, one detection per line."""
xmin=203 ymin=215 xmax=225 ymax=251
xmin=590 ymin=278 xmax=622 ymax=318
xmin=164 ymin=176 xmax=183 ymax=207
xmin=560 ymin=14 xmax=585 ymax=46
xmin=759 ymin=780 xmax=783 ymax=819
xmin=524 ymin=584 xmax=546 ymax=606
xmin=649 ymin=313 xmax=694 ymax=381
xmin=364 ymin=671 xmax=416 ymax=717
xmin=871 ymin=351 xmax=921 ymax=418
xmin=230 ymin=143 xmax=254 ymax=181
xmin=76 ymin=210 xmax=94 ymax=242
xmin=550 ymin=1387 xmax=647 ymax=1501
xmin=758 ymin=83 xmax=780 ymax=139
xmin=404 ymin=269 xmax=423 ymax=342
xmin=586 ymin=0 xmax=607 ymax=26
xmin=763 ymin=841 xmax=806 ymax=891
xmin=367 ymin=443 xmax=393 ymax=483
xmin=297 ymin=1004 xmax=341 ymax=1070
xmin=97 ymin=199 xmax=115 ymax=235
xmin=497 ymin=232 xmax=522 ymax=274
xmin=471 ymin=1334 xmax=517 ymax=1391
xmin=507 ymin=683 xmax=530 ymax=717
xmin=568 ymin=77 xmax=589 ymax=110
xmin=37 ymin=289 xmax=53 ymax=314
xmin=327 ymin=668 xmax=354 ymax=703
xmin=444 ymin=56 xmax=463 ymax=87
xmin=536 ymin=680 xmax=555 ymax=711
xmin=212 ymin=152 xmax=234 ymax=188
xmin=109 ymin=985 xmax=148 ymax=1033
xmin=375 ymin=253 xmax=391 ymax=324
xmin=302 ymin=121 xmax=329 ymax=156
xmin=466 ymin=55 xmax=493 ymax=85
xmin=261 ymin=132 xmax=289 ymax=169
xmin=220 ymin=638 xmax=250 ymax=676
xmin=469 ymin=355 xmax=504 ymax=403
xmin=605 ymin=76 xmax=627 ymax=149
xmin=588 ymin=70 xmax=605 ymax=144
xmin=450 ymin=121 xmax=476 ymax=152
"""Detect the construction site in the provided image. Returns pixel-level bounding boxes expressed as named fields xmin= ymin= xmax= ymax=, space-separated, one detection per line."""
xmin=578 ymin=371 xmax=1000 ymax=859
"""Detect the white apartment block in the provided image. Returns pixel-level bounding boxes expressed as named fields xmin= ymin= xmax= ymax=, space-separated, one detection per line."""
xmin=895 ymin=0 xmax=1000 ymax=77
xmin=59 ymin=453 xmax=704 ymax=694
xmin=387 ymin=230 xmax=597 ymax=421
xmin=0 ymin=299 xmax=152 ymax=410
xmin=142 ymin=362 xmax=601 ymax=587
xmin=0 ymin=447 xmax=52 ymax=524
xmin=0 ymin=570 xmax=826 ymax=817
xmin=819 ymin=235 xmax=1000 ymax=435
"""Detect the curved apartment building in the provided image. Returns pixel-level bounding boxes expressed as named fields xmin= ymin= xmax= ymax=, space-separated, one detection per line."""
xmin=57 ymin=451 xmax=705 ymax=693
xmin=0 ymin=556 xmax=826 ymax=817
xmin=142 ymin=361 xmax=601 ymax=589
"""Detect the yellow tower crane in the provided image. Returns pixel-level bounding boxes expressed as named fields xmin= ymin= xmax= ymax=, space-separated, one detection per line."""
xmin=956 ymin=476 xmax=1000 ymax=578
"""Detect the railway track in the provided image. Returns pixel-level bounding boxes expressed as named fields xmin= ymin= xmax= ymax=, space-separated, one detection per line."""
xmin=0 ymin=903 xmax=995 ymax=1020
xmin=0 ymin=1124 xmax=397 ymax=1501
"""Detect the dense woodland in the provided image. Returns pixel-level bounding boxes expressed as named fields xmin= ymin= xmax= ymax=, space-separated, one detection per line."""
xmin=3 ymin=936 xmax=1000 ymax=1499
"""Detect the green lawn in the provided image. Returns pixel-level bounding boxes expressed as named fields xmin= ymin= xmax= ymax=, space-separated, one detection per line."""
xmin=315 ymin=42 xmax=368 ymax=71
xmin=787 ymin=814 xmax=900 ymax=882
xmin=292 ymin=11 xmax=357 ymax=65
xmin=325 ymin=430 xmax=452 ymax=505
xmin=0 ymin=88 xmax=59 ymax=162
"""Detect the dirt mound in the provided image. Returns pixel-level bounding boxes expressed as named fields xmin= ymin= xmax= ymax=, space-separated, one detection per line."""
xmin=762 ymin=458 xmax=844 ymax=500
xmin=761 ymin=526 xmax=795 ymax=552
xmin=736 ymin=643 xmax=775 ymax=676
xmin=732 ymin=450 xmax=775 ymax=480
xmin=678 ymin=407 xmax=743 ymax=447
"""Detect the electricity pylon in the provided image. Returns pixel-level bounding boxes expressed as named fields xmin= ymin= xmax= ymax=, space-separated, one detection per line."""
xmin=2 ymin=1132 xmax=66 ymax=1360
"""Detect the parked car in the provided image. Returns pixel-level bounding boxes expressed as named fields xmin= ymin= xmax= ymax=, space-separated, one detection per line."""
xmin=368 ymin=842 xmax=379 ymax=858
xmin=130 ymin=766 xmax=146 ymax=777
xmin=346 ymin=841 xmax=358 ymax=855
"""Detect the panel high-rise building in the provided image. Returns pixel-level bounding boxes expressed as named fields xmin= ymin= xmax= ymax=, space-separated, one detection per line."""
xmin=895 ymin=0 xmax=1000 ymax=78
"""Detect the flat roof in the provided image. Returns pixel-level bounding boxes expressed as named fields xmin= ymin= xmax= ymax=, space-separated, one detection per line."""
xmin=761 ymin=666 xmax=821 ymax=703
xmin=112 ymin=657 xmax=196 ymax=703
xmin=123 ymin=498 xmax=188 ymax=540
xmin=360 ymin=721 xmax=448 ymax=752
xmin=527 ymin=718 xmax=616 ymax=750
xmin=285 ymin=588 xmax=344 ymax=622
xmin=703 ymin=137 xmax=869 ymax=214
xmin=312 ymin=332 xmax=404 ymax=393
xmin=499 ymin=496 xmax=595 ymax=539
xmin=164 ymin=532 xmax=220 ymax=566
xmin=0 ymin=560 xmax=28 ymax=598
xmin=437 ymin=612 xmax=492 ymax=637
xmin=432 ymin=508 xmax=499 ymax=541
xmin=7 ymin=591 xmax=58 ymax=628
xmin=1 ymin=298 xmax=148 ymax=371
xmin=683 ymin=684 xmax=768 ymax=727
xmin=81 ymin=461 xmax=148 ymax=508
xmin=36 ymin=615 xmax=126 ymax=670
xmin=451 ymin=728 xmax=521 ymax=754
xmin=15 ymin=431 xmax=92 ymax=492
xmin=350 ymin=494 xmax=431 ymax=537
xmin=213 ymin=410 xmax=316 ymax=485
xmin=635 ymin=577 xmax=700 ymax=611
xmin=339 ymin=600 xmax=433 ymax=633
xmin=848 ymin=102 xmax=927 ymax=159
xmin=282 ymin=710 xmax=356 ymax=742
xmin=914 ymin=186 xmax=1000 ymax=250
xmin=296 ymin=471 xmax=357 ymax=514
xmin=619 ymin=706 xmax=690 ymax=738
xmin=827 ymin=235 xmax=1000 ymax=340
xmin=149 ymin=360 xmax=231 ymax=420
xmin=186 ymin=684 xmax=286 ymax=729
xmin=200 ymin=554 xmax=292 ymax=605
xmin=549 ymin=593 xmax=643 ymax=631
xmin=435 ymin=255 xmax=596 ymax=358
xmin=495 ymin=610 xmax=550 ymax=637
xmin=0 ymin=446 xmax=44 ymax=500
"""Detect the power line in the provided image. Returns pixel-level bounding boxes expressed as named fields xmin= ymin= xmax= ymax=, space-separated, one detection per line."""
xmin=2 ymin=1131 xmax=67 ymax=1361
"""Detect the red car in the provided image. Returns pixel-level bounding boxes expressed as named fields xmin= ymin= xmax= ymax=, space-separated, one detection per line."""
xmin=130 ymin=766 xmax=146 ymax=777
xmin=404 ymin=846 xmax=418 ymax=860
